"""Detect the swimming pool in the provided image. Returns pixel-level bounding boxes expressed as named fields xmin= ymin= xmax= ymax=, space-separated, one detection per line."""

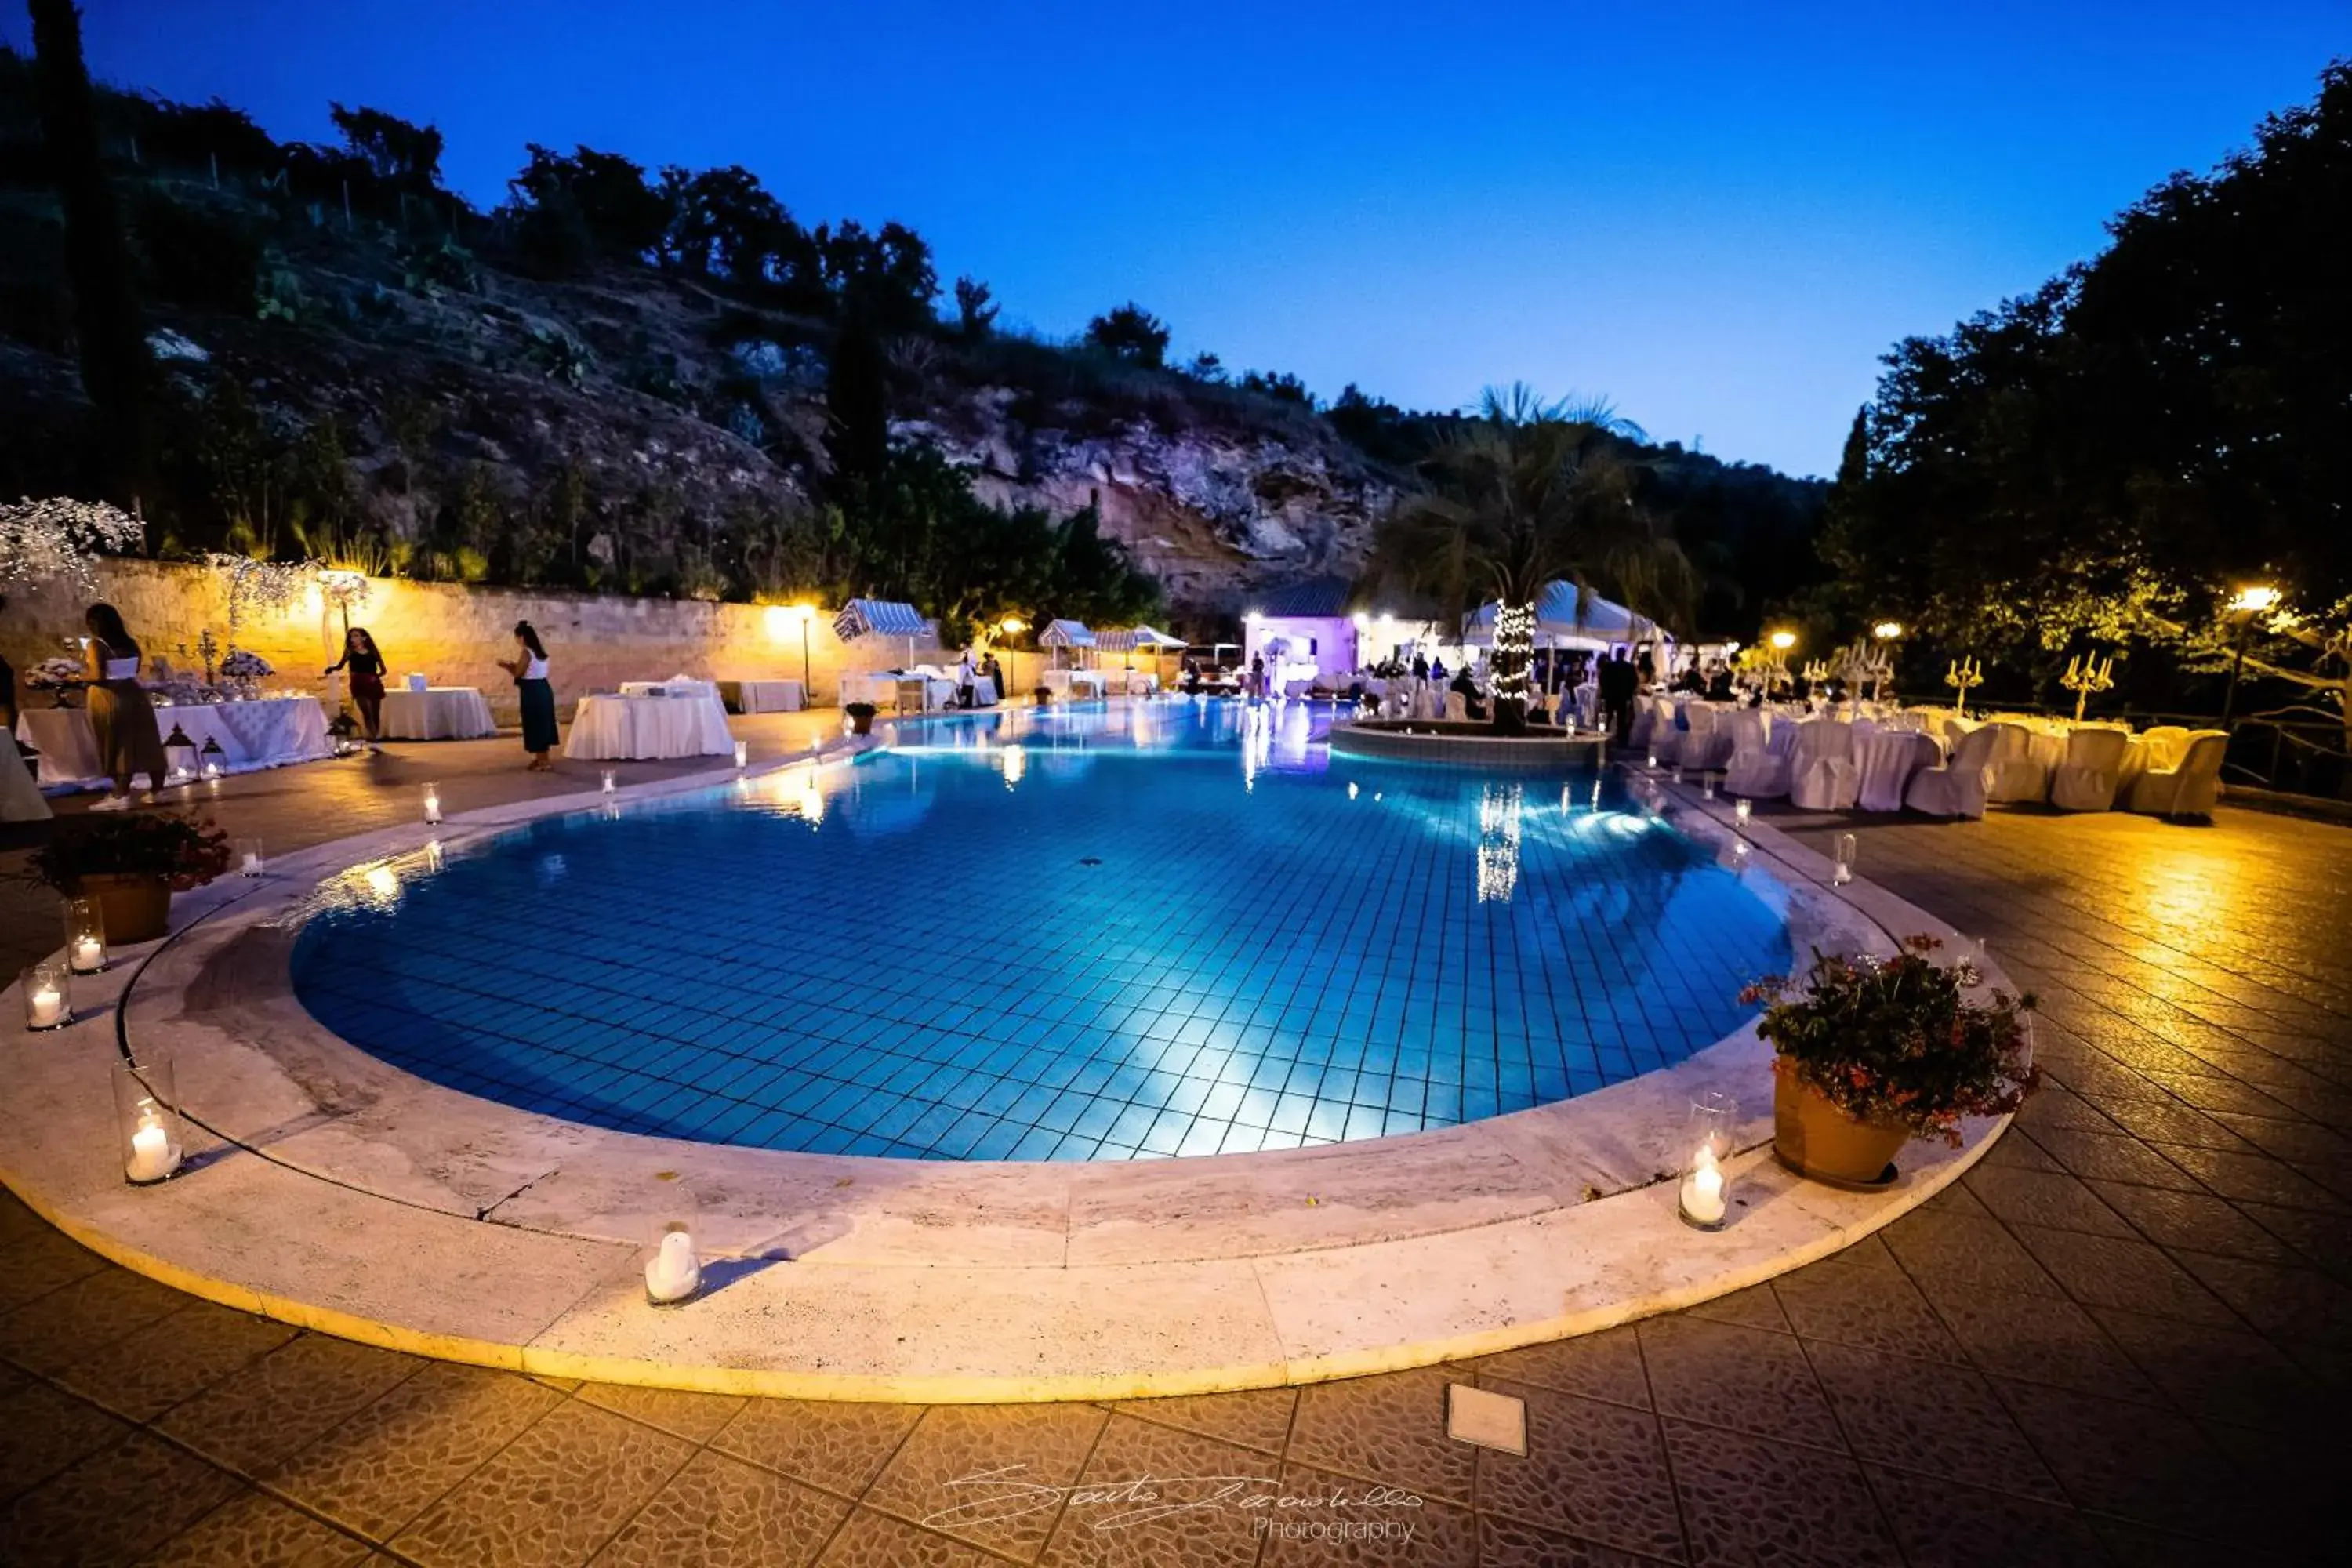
xmin=292 ymin=699 xmax=1789 ymax=1160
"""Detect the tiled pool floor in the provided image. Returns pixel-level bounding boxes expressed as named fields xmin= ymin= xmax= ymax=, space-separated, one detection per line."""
xmin=293 ymin=701 xmax=1788 ymax=1159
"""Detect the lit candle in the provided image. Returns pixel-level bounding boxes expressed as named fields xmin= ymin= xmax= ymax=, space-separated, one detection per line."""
xmin=28 ymin=985 xmax=65 ymax=1028
xmin=241 ymin=851 xmax=263 ymax=877
xmin=423 ymin=786 xmax=441 ymax=824
xmin=1734 ymin=797 xmax=1752 ymax=826
xmin=126 ymin=1116 xmax=179 ymax=1183
xmin=645 ymin=1229 xmax=700 ymax=1304
xmin=71 ymin=936 xmax=104 ymax=973
xmin=601 ymin=769 xmax=616 ymax=794
xmin=1680 ymin=1144 xmax=1726 ymax=1226
xmin=734 ymin=741 xmax=749 ymax=768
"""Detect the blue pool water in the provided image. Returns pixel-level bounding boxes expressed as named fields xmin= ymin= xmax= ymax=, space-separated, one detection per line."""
xmin=292 ymin=700 xmax=1788 ymax=1160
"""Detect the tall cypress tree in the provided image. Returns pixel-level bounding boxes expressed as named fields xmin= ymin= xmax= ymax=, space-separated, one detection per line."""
xmin=29 ymin=0 xmax=152 ymax=503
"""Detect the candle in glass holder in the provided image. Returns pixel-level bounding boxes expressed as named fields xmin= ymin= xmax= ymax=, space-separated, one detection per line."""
xmin=734 ymin=740 xmax=750 ymax=768
xmin=64 ymin=898 xmax=106 ymax=975
xmin=423 ymin=784 xmax=442 ymax=824
xmin=1702 ymin=775 xmax=1716 ymax=800
xmin=601 ymin=769 xmax=616 ymax=795
xmin=127 ymin=1114 xmax=179 ymax=1182
xmin=27 ymin=982 xmax=67 ymax=1029
xmin=1833 ymin=832 xmax=1857 ymax=885
xmin=1646 ymin=750 xmax=1658 ymax=769
xmin=236 ymin=837 xmax=263 ymax=877
xmin=1678 ymin=1091 xmax=1737 ymax=1230
xmin=1734 ymin=797 xmax=1752 ymax=826
xmin=1679 ymin=1144 xmax=1726 ymax=1226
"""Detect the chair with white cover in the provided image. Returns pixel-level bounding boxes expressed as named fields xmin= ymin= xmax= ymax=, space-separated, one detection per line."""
xmin=1723 ymin=709 xmax=1788 ymax=799
xmin=1627 ymin=696 xmax=1655 ymax=750
xmin=2050 ymin=727 xmax=2132 ymax=811
xmin=1682 ymin=703 xmax=1732 ymax=771
xmin=1857 ymin=730 xmax=1940 ymax=812
xmin=2139 ymin=725 xmax=2190 ymax=772
xmin=1982 ymin=723 xmax=2051 ymax=803
xmin=1904 ymin=723 xmax=2003 ymax=819
xmin=1443 ymin=690 xmax=1469 ymax=722
xmin=1646 ymin=697 xmax=1683 ymax=764
xmin=1787 ymin=719 xmax=1860 ymax=811
xmin=2126 ymin=730 xmax=2229 ymax=818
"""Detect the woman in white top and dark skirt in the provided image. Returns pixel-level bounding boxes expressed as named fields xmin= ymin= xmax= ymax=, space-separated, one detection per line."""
xmin=500 ymin=620 xmax=558 ymax=771
xmin=81 ymin=603 xmax=167 ymax=809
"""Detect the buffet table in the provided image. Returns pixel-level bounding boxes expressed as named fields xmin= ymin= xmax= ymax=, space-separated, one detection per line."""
xmin=840 ymin=672 xmax=959 ymax=712
xmin=378 ymin=686 xmax=497 ymax=741
xmin=561 ymin=693 xmax=733 ymax=760
xmin=16 ymin=695 xmax=332 ymax=789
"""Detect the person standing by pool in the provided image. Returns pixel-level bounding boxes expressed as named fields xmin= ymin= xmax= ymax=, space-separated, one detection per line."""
xmin=957 ymin=646 xmax=976 ymax=708
xmin=1600 ymin=651 xmax=1637 ymax=742
xmin=324 ymin=626 xmax=389 ymax=741
xmin=499 ymin=621 xmax=558 ymax=771
xmin=80 ymin=602 xmax=167 ymax=810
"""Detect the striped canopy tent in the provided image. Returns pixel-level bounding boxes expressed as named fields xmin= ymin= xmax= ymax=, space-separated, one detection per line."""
xmin=1037 ymin=619 xmax=1097 ymax=670
xmin=832 ymin=598 xmax=931 ymax=665
xmin=1098 ymin=624 xmax=1185 ymax=677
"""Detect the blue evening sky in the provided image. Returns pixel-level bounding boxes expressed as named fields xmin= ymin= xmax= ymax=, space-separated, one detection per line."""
xmin=12 ymin=2 xmax=2345 ymax=476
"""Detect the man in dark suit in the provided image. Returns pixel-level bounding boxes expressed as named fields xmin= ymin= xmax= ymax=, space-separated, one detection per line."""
xmin=1599 ymin=652 xmax=1638 ymax=744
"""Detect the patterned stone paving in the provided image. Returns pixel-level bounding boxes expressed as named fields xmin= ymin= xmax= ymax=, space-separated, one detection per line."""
xmin=1 ymin=725 xmax=2344 ymax=1565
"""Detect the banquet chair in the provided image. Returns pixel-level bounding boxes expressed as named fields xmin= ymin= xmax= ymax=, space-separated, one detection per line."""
xmin=2138 ymin=725 xmax=2190 ymax=772
xmin=1646 ymin=697 xmax=1683 ymax=764
xmin=1444 ymin=690 xmax=1469 ymax=722
xmin=1682 ymin=703 xmax=1732 ymax=771
xmin=1982 ymin=724 xmax=2051 ymax=804
xmin=1857 ymin=731 xmax=1940 ymax=812
xmin=1787 ymin=719 xmax=1860 ymax=811
xmin=1627 ymin=698 xmax=1654 ymax=750
xmin=2049 ymin=727 xmax=2133 ymax=811
xmin=2126 ymin=730 xmax=2230 ymax=818
xmin=1904 ymin=723 xmax=2003 ymax=819
xmin=1723 ymin=709 xmax=1788 ymax=799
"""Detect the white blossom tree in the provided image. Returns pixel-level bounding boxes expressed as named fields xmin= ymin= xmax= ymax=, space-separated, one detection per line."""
xmin=0 ymin=497 xmax=142 ymax=595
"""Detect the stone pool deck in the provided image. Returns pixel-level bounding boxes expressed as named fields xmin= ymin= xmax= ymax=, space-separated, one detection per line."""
xmin=0 ymin=715 xmax=2342 ymax=1564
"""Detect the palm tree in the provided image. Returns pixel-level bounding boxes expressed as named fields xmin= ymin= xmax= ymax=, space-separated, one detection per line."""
xmin=1363 ymin=387 xmax=1695 ymax=733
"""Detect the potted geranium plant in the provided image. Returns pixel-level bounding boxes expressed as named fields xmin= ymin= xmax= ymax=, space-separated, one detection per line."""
xmin=1033 ymin=684 xmax=1053 ymax=706
xmin=844 ymin=701 xmax=877 ymax=736
xmin=1744 ymin=935 xmax=2038 ymax=1185
xmin=24 ymin=813 xmax=234 ymax=942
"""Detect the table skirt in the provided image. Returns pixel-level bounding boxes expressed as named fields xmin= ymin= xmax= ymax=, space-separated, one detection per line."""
xmin=561 ymin=694 xmax=734 ymax=760
xmin=378 ymin=687 xmax=497 ymax=741
xmin=17 ymin=697 xmax=332 ymax=789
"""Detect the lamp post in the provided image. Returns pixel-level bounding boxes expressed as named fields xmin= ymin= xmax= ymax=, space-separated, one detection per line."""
xmin=1870 ymin=621 xmax=1903 ymax=703
xmin=998 ymin=615 xmax=1027 ymax=700
xmin=1767 ymin=630 xmax=1796 ymax=695
xmin=2221 ymin=584 xmax=2279 ymax=727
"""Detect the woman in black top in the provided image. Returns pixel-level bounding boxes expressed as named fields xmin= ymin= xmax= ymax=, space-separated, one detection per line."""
xmin=324 ymin=626 xmax=389 ymax=739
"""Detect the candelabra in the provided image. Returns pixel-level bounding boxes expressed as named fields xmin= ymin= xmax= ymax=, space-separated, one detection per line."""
xmin=1801 ymin=659 xmax=1831 ymax=686
xmin=1944 ymin=655 xmax=1984 ymax=714
xmin=2060 ymin=652 xmax=2114 ymax=724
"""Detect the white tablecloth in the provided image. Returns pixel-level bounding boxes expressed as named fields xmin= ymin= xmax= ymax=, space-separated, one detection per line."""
xmin=619 ymin=679 xmax=717 ymax=699
xmin=17 ymin=696 xmax=332 ymax=789
xmin=1855 ymin=729 xmax=1941 ymax=812
xmin=1 ymin=731 xmax=49 ymax=821
xmin=378 ymin=687 xmax=496 ymax=741
xmin=562 ymin=694 xmax=732 ymax=760
xmin=729 ymin=680 xmax=804 ymax=713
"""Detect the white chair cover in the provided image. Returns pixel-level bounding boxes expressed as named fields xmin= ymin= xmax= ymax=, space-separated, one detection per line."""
xmin=1682 ymin=703 xmax=1732 ymax=771
xmin=2050 ymin=728 xmax=2132 ymax=811
xmin=2138 ymin=725 xmax=2190 ymax=772
xmin=1904 ymin=724 xmax=2003 ymax=819
xmin=1723 ymin=709 xmax=1788 ymax=799
xmin=1983 ymin=723 xmax=2051 ymax=804
xmin=1646 ymin=697 xmax=1683 ymax=764
xmin=1857 ymin=730 xmax=1940 ymax=812
xmin=1787 ymin=720 xmax=1860 ymax=811
xmin=1443 ymin=690 xmax=1469 ymax=721
xmin=2127 ymin=730 xmax=2229 ymax=817
xmin=1628 ymin=698 xmax=1654 ymax=750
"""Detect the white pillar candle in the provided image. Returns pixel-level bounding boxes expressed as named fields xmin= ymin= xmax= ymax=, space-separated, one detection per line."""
xmin=734 ymin=741 xmax=749 ymax=768
xmin=241 ymin=852 xmax=263 ymax=877
xmin=645 ymin=1229 xmax=701 ymax=1304
xmin=71 ymin=936 xmax=104 ymax=973
xmin=423 ymin=788 xmax=442 ymax=824
xmin=601 ymin=770 xmax=616 ymax=794
xmin=28 ymin=985 xmax=65 ymax=1028
xmin=126 ymin=1117 xmax=180 ymax=1183
xmin=1680 ymin=1145 xmax=1726 ymax=1226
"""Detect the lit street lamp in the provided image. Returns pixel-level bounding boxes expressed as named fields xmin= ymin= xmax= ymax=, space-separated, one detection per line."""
xmin=998 ymin=615 xmax=1027 ymax=698
xmin=2221 ymin=584 xmax=2280 ymax=726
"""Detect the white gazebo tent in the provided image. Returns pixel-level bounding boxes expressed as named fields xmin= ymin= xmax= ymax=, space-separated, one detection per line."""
xmin=1037 ymin=619 xmax=1098 ymax=670
xmin=1464 ymin=583 xmax=1674 ymax=695
xmin=831 ymin=598 xmax=932 ymax=666
xmin=1098 ymin=624 xmax=1185 ymax=689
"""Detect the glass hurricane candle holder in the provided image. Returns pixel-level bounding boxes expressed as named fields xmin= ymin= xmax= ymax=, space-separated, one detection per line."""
xmin=235 ymin=837 xmax=264 ymax=878
xmin=113 ymin=1058 xmax=184 ymax=1185
xmin=645 ymin=1213 xmax=702 ymax=1305
xmin=733 ymin=740 xmax=749 ymax=768
xmin=601 ymin=769 xmax=616 ymax=795
xmin=422 ymin=783 xmax=442 ymax=824
xmin=1702 ymin=774 xmax=1717 ymax=800
xmin=63 ymin=898 xmax=107 ymax=975
xmin=199 ymin=737 xmax=227 ymax=780
xmin=1734 ymin=797 xmax=1752 ymax=826
xmin=21 ymin=959 xmax=71 ymax=1029
xmin=1678 ymin=1090 xmax=1737 ymax=1230
xmin=1832 ymin=832 xmax=1858 ymax=885
xmin=1646 ymin=750 xmax=1658 ymax=769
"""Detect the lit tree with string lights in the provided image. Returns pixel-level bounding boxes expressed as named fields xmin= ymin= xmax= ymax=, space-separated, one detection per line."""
xmin=1363 ymin=385 xmax=1693 ymax=734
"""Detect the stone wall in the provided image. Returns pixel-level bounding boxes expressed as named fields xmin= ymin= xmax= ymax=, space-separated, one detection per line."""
xmin=3 ymin=561 xmax=946 ymax=723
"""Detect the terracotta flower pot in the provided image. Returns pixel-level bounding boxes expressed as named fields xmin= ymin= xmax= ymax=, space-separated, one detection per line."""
xmin=1773 ymin=1069 xmax=1910 ymax=1186
xmin=78 ymin=872 xmax=172 ymax=945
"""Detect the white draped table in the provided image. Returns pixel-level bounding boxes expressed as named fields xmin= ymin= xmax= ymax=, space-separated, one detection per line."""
xmin=561 ymin=694 xmax=732 ymax=760
xmin=1853 ymin=728 xmax=1943 ymax=812
xmin=17 ymin=695 xmax=332 ymax=789
xmin=726 ymin=679 xmax=805 ymax=713
xmin=378 ymin=686 xmax=496 ymax=741
xmin=0 ymin=731 xmax=49 ymax=821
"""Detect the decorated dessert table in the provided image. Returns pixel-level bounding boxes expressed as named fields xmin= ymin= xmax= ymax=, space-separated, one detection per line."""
xmin=377 ymin=686 xmax=498 ymax=741
xmin=16 ymin=695 xmax=332 ymax=789
xmin=562 ymin=691 xmax=733 ymax=760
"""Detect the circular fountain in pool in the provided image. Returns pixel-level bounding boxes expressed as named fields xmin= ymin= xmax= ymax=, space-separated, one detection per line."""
xmin=292 ymin=699 xmax=1789 ymax=1161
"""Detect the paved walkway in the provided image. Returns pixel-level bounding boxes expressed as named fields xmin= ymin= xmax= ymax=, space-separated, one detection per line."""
xmin=0 ymin=730 xmax=2342 ymax=1566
